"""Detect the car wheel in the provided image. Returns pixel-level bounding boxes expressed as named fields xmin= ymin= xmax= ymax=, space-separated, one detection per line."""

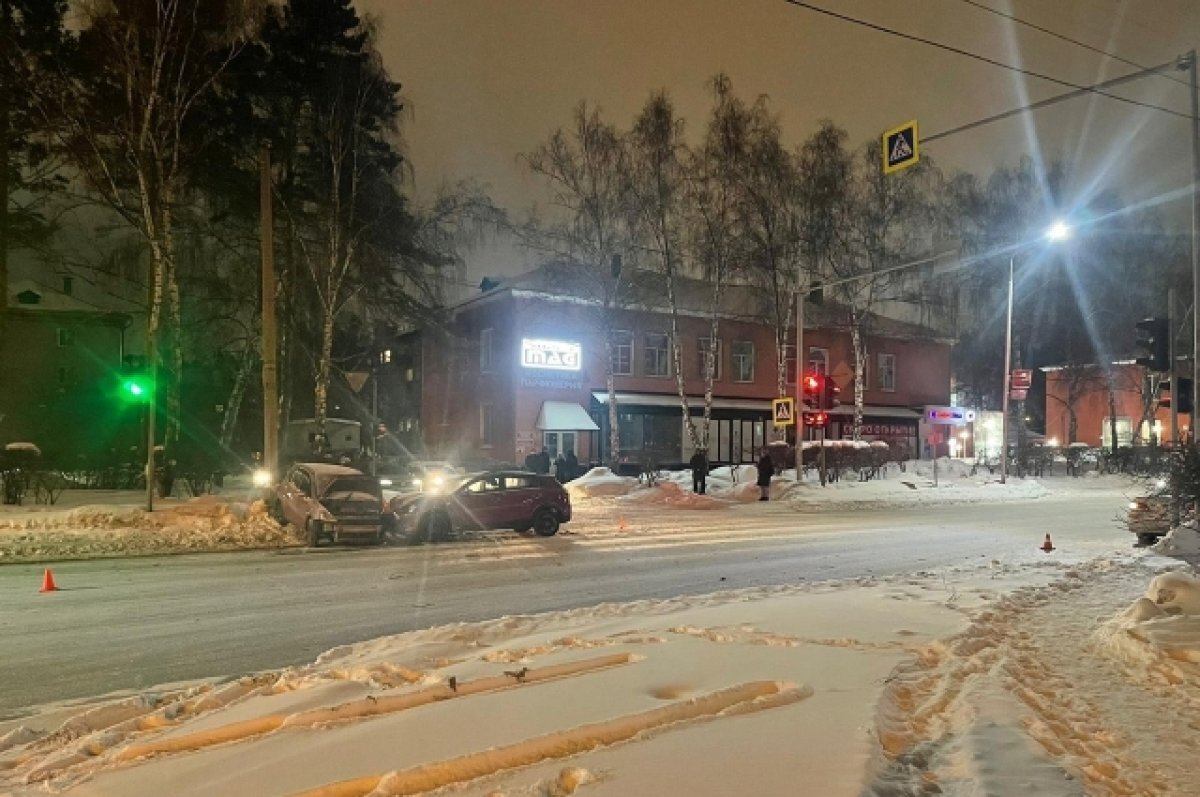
xmin=305 ymin=518 xmax=322 ymax=548
xmin=531 ymin=508 xmax=560 ymax=537
xmin=1136 ymin=533 xmax=1160 ymax=547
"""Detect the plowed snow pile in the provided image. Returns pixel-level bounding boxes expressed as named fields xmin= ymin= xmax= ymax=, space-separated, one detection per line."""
xmin=0 ymin=497 xmax=301 ymax=562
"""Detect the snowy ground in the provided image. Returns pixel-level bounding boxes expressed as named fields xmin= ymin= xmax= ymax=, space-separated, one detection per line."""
xmin=0 ymin=463 xmax=1139 ymax=564
xmin=2 ymin=538 xmax=1198 ymax=796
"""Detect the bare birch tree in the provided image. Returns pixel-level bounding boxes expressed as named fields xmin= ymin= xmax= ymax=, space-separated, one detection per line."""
xmin=523 ymin=103 xmax=636 ymax=467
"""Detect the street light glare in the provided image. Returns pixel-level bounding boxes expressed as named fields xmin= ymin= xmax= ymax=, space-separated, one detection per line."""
xmin=1045 ymin=220 xmax=1072 ymax=242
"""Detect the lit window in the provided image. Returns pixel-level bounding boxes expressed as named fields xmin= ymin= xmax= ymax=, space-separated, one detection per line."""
xmin=380 ymin=349 xmax=392 ymax=364
xmin=878 ymin=353 xmax=896 ymax=392
xmin=698 ymin=338 xmax=721 ymax=380
xmin=480 ymin=328 xmax=494 ymax=373
xmin=405 ymin=368 xmax=415 ymax=383
xmin=731 ymin=340 xmax=754 ymax=383
xmin=611 ymin=330 xmax=633 ymax=376
xmin=644 ymin=333 xmax=670 ymax=377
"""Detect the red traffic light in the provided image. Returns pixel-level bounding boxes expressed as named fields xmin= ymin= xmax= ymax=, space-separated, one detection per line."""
xmin=803 ymin=411 xmax=828 ymax=427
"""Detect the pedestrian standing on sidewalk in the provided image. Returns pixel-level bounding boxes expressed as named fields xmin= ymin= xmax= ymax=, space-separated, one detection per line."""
xmin=689 ymin=448 xmax=709 ymax=494
xmin=756 ymin=448 xmax=774 ymax=501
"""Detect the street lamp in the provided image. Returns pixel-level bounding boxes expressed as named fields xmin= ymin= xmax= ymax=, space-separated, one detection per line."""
xmin=1001 ymin=219 xmax=1071 ymax=484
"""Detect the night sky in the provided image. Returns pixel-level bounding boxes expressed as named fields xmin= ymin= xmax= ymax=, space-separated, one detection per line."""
xmin=361 ymin=0 xmax=1199 ymax=284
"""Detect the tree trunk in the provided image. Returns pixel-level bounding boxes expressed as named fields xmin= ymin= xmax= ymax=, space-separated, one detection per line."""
xmin=773 ymin=289 xmax=795 ymax=442
xmin=220 ymin=344 xmax=255 ymax=449
xmin=314 ymin=309 xmax=334 ymax=433
xmin=664 ymin=267 xmax=699 ymax=450
xmin=700 ymin=275 xmax=721 ymax=450
xmin=1107 ymin=378 xmax=1120 ymax=454
xmin=164 ymin=256 xmax=184 ymax=449
xmin=1068 ymin=409 xmax=1078 ymax=445
xmin=604 ymin=331 xmax=620 ymax=469
xmin=850 ymin=311 xmax=866 ymax=440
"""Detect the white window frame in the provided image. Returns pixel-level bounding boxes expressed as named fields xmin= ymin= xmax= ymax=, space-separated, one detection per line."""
xmin=611 ymin=329 xmax=633 ymax=376
xmin=808 ymin=346 xmax=828 ymax=375
xmin=731 ymin=340 xmax=754 ymax=383
xmin=644 ymin=333 xmax=670 ymax=377
xmin=698 ymin=337 xmax=722 ymax=381
xmin=878 ymin=353 xmax=896 ymax=392
xmin=480 ymin=328 xmax=494 ymax=373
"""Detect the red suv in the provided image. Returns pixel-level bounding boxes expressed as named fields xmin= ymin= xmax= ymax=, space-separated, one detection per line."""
xmin=388 ymin=470 xmax=571 ymax=543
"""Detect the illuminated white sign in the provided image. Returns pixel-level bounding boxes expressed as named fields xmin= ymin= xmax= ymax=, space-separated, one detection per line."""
xmin=521 ymin=338 xmax=581 ymax=371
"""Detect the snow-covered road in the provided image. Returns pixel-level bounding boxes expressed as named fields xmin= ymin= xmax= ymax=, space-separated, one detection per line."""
xmin=0 ymin=489 xmax=1134 ymax=719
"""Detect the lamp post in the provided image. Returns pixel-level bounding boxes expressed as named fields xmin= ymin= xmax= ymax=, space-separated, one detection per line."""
xmin=1000 ymin=220 xmax=1072 ymax=485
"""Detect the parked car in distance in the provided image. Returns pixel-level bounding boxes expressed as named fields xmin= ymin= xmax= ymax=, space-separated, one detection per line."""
xmin=269 ymin=463 xmax=388 ymax=546
xmin=1128 ymin=495 xmax=1171 ymax=545
xmin=388 ymin=470 xmax=571 ymax=543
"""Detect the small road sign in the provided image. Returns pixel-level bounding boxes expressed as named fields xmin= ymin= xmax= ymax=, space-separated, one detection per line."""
xmin=882 ymin=120 xmax=919 ymax=175
xmin=1011 ymin=369 xmax=1033 ymax=390
xmin=773 ymin=397 xmax=795 ymax=427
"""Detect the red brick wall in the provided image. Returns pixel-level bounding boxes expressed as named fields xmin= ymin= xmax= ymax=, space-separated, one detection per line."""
xmin=1044 ymin=363 xmax=1191 ymax=446
xmin=420 ymin=291 xmax=952 ymax=465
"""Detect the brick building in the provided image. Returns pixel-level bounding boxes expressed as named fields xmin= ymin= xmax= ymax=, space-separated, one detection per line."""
xmin=420 ymin=263 xmax=953 ymax=468
xmin=1042 ymin=361 xmax=1191 ymax=447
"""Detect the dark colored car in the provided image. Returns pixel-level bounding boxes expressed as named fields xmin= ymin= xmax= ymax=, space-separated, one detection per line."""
xmin=269 ymin=463 xmax=388 ymax=546
xmin=388 ymin=470 xmax=571 ymax=542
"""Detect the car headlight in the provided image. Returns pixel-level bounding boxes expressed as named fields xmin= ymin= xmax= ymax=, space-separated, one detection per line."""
xmin=1129 ymin=501 xmax=1140 ymax=510
xmin=379 ymin=478 xmax=393 ymax=487
xmin=252 ymin=469 xmax=272 ymax=488
xmin=412 ymin=478 xmax=423 ymax=488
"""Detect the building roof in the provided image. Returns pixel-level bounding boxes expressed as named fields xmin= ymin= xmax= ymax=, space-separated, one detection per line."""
xmin=458 ymin=261 xmax=950 ymax=343
xmin=6 ymin=278 xmax=140 ymax=316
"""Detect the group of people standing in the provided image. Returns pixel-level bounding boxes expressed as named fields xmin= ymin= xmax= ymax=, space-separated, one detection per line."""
xmin=689 ymin=448 xmax=776 ymax=501
xmin=524 ymin=448 xmax=580 ymax=482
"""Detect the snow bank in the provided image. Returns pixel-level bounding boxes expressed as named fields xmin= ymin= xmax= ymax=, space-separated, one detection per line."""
xmin=566 ymin=467 xmax=638 ymax=499
xmin=908 ymin=457 xmax=974 ymax=480
xmin=616 ymin=481 xmax=727 ymax=510
xmin=1096 ymin=571 xmax=1200 ymax=690
xmin=1152 ymin=525 xmax=1200 ymax=557
xmin=0 ymin=498 xmax=301 ymax=562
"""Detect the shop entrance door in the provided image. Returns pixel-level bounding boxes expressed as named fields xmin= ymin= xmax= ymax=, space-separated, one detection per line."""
xmin=543 ymin=431 xmax=576 ymax=459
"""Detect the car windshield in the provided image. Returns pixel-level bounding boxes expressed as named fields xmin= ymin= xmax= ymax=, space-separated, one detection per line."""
xmin=320 ymin=476 xmax=381 ymax=499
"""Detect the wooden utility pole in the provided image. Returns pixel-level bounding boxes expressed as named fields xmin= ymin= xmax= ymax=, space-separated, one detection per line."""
xmin=260 ymin=144 xmax=279 ymax=476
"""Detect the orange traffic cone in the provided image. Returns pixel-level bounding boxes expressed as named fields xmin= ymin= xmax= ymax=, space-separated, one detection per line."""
xmin=1041 ymin=534 xmax=1055 ymax=553
xmin=40 ymin=568 xmax=59 ymax=593
xmin=618 ymin=516 xmax=628 ymax=532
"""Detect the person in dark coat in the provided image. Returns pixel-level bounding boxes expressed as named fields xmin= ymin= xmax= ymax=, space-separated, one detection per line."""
xmin=553 ymin=454 xmax=567 ymax=482
xmin=756 ymin=448 xmax=774 ymax=501
xmin=564 ymin=449 xmax=579 ymax=481
xmin=689 ymin=448 xmax=709 ymax=494
xmin=537 ymin=449 xmax=551 ymax=474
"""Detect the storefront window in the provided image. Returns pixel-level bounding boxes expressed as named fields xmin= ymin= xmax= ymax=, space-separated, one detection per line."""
xmin=731 ymin=340 xmax=754 ymax=383
xmin=644 ymin=333 xmax=670 ymax=376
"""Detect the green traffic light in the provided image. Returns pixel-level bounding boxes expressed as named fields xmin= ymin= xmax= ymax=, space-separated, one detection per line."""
xmin=127 ymin=382 xmax=144 ymax=396
xmin=121 ymin=377 xmax=152 ymax=402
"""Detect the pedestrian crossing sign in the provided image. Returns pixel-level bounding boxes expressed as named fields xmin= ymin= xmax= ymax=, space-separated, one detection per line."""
xmin=882 ymin=119 xmax=919 ymax=175
xmin=772 ymin=397 xmax=795 ymax=427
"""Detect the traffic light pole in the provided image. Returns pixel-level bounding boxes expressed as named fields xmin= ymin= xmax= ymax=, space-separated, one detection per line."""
xmin=795 ymin=287 xmax=804 ymax=481
xmin=1189 ymin=50 xmax=1200 ymax=439
xmin=1000 ymin=255 xmax=1015 ymax=485
xmin=260 ymin=144 xmax=279 ymax=479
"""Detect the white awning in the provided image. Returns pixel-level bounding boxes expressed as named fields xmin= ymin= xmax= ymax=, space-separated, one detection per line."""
xmin=536 ymin=401 xmax=600 ymax=431
xmin=591 ymin=391 xmax=771 ymax=412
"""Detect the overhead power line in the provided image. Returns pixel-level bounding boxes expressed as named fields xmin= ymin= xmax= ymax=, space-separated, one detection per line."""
xmin=781 ymin=0 xmax=1190 ymax=120
xmin=954 ymin=0 xmax=1191 ymax=88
